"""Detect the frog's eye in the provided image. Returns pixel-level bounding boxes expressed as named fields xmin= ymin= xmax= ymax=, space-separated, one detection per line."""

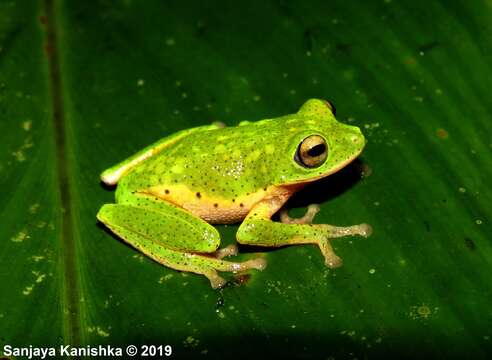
xmin=295 ymin=135 xmax=328 ymax=168
xmin=323 ymin=100 xmax=336 ymax=116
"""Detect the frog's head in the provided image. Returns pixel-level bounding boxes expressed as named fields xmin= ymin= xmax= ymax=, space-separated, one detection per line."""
xmin=274 ymin=98 xmax=366 ymax=186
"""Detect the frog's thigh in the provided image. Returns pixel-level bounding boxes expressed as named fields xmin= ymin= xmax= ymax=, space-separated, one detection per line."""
xmin=98 ymin=202 xmax=221 ymax=253
xmin=97 ymin=202 xmax=266 ymax=288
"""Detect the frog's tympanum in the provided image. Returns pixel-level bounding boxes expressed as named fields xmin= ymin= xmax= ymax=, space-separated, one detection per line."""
xmin=97 ymin=99 xmax=372 ymax=288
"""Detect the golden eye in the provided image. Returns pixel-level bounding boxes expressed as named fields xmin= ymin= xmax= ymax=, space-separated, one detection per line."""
xmin=295 ymin=135 xmax=328 ymax=168
xmin=322 ymin=100 xmax=336 ymax=116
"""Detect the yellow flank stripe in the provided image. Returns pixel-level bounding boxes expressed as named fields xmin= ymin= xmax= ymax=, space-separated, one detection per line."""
xmin=146 ymin=184 xmax=262 ymax=208
xmin=142 ymin=184 xmax=293 ymax=223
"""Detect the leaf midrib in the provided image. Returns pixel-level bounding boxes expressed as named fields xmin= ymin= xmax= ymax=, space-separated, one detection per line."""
xmin=43 ymin=0 xmax=81 ymax=346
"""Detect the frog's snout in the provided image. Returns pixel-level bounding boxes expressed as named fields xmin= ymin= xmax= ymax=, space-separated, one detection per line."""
xmin=350 ymin=133 xmax=363 ymax=144
xmin=345 ymin=125 xmax=366 ymax=149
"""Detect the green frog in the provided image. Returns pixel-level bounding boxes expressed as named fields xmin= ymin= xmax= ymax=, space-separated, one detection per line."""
xmin=97 ymin=99 xmax=372 ymax=288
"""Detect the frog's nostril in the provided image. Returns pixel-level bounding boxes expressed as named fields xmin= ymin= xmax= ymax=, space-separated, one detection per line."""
xmin=350 ymin=135 xmax=360 ymax=143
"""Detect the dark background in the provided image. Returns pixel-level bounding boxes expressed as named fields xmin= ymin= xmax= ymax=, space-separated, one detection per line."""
xmin=0 ymin=1 xmax=491 ymax=358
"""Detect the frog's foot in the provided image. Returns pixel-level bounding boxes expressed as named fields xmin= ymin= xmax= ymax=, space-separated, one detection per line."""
xmin=279 ymin=204 xmax=320 ymax=224
xmin=195 ymin=255 xmax=267 ymax=289
xmin=213 ymin=244 xmax=238 ymax=259
xmin=126 ymin=240 xmax=266 ymax=289
xmin=316 ymin=223 xmax=372 ymax=267
xmin=202 ymin=269 xmax=228 ymax=289
xmin=318 ymin=238 xmax=343 ymax=268
xmin=113 ymin=234 xmax=266 ymax=289
xmin=324 ymin=223 xmax=373 ymax=238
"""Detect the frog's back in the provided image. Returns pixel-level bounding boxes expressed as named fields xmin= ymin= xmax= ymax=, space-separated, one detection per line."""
xmin=122 ymin=118 xmax=289 ymax=193
xmin=117 ymin=118 xmax=296 ymax=223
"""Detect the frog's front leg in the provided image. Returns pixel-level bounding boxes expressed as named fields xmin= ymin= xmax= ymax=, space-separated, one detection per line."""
xmin=237 ymin=198 xmax=372 ymax=268
xmin=97 ymin=195 xmax=266 ymax=288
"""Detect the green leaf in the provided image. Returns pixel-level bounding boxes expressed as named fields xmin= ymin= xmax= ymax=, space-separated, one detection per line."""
xmin=1 ymin=0 xmax=491 ymax=358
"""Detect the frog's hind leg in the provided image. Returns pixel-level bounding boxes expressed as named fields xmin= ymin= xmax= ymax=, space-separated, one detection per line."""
xmin=101 ymin=217 xmax=265 ymax=288
xmin=212 ymin=244 xmax=238 ymax=259
xmin=97 ymin=198 xmax=266 ymax=288
xmin=180 ymin=251 xmax=266 ymax=289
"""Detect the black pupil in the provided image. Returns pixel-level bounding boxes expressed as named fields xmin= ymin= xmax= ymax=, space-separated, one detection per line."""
xmin=307 ymin=144 xmax=326 ymax=157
